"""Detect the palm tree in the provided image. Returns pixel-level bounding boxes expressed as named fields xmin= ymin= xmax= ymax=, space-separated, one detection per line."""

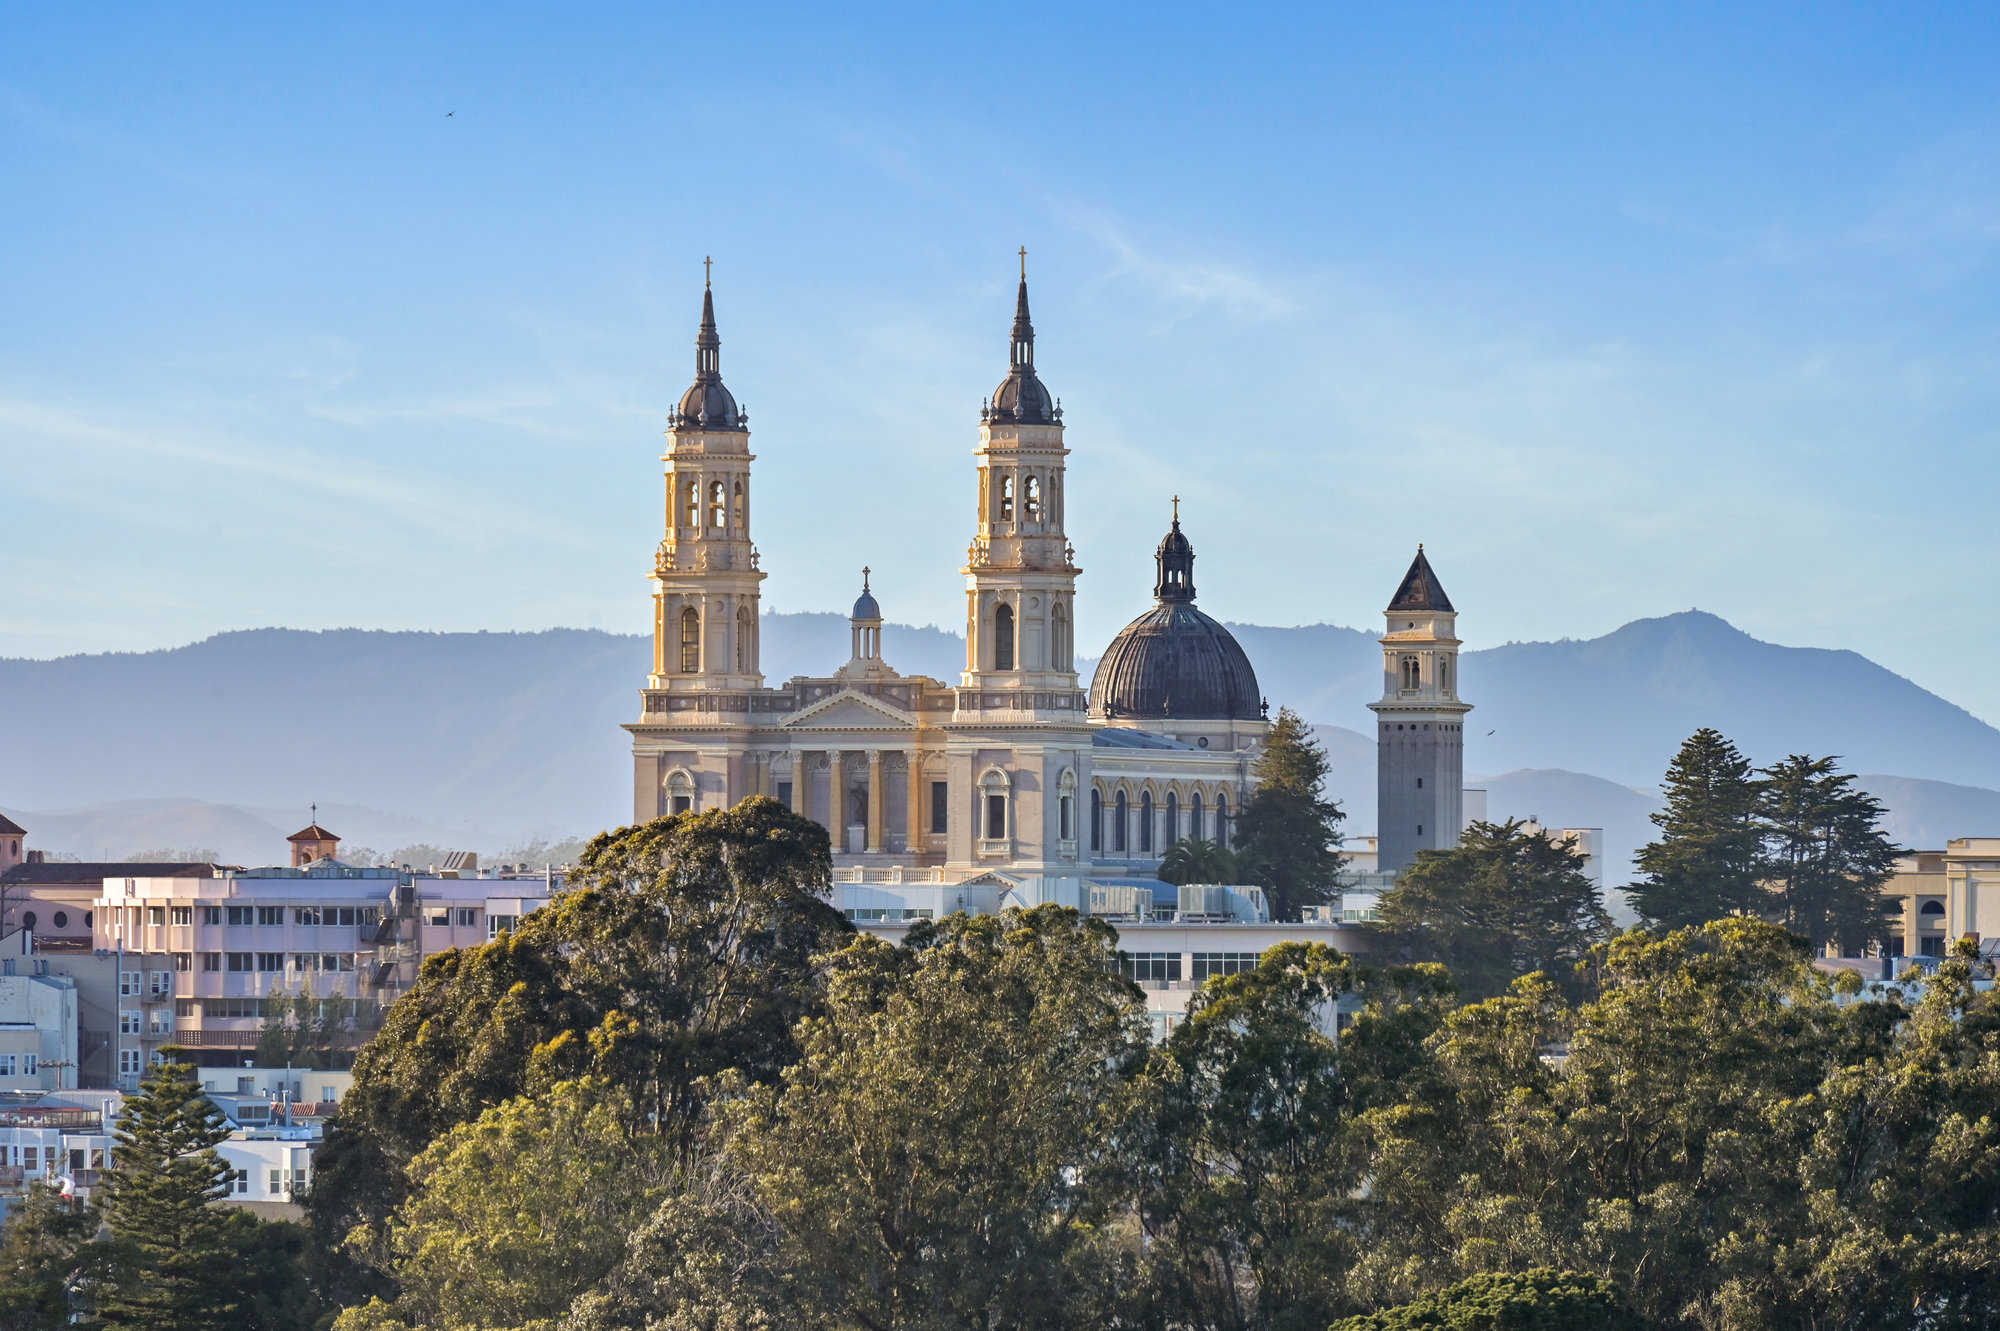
xmin=1158 ymin=837 xmax=1237 ymax=886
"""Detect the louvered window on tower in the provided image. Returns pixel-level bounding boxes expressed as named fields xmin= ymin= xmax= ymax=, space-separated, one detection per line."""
xmin=994 ymin=604 xmax=1015 ymax=671
xmin=680 ymin=608 xmax=700 ymax=672
xmin=1024 ymin=475 xmax=1041 ymax=520
xmin=709 ymin=482 xmax=726 ymax=527
xmin=999 ymin=475 xmax=1014 ymax=521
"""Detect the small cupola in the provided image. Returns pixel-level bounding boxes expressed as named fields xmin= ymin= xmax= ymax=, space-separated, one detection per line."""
xmin=840 ymin=568 xmax=895 ymax=679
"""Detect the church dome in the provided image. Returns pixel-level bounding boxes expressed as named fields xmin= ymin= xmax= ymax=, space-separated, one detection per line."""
xmin=1089 ymin=513 xmax=1262 ymax=722
xmin=852 ymin=569 xmax=880 ymax=620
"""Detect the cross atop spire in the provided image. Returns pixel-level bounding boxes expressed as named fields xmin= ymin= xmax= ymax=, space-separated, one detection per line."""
xmin=1172 ymin=494 xmax=1180 ymax=523
xmin=1019 ymin=245 xmax=1027 ymax=279
xmin=704 ymin=255 xmax=712 ymax=288
xmin=862 ymin=565 xmax=871 ymax=591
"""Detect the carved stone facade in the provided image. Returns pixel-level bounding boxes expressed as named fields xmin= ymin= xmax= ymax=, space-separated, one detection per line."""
xmin=624 ymin=272 xmax=1268 ymax=900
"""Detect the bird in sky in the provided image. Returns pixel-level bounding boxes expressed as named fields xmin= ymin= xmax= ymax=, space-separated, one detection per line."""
xmin=1487 ymin=729 xmax=1496 ymax=736
xmin=446 ymin=111 xmax=454 ymax=117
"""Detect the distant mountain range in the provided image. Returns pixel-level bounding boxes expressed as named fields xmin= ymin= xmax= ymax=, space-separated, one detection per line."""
xmin=4 ymin=610 xmax=1998 ymax=881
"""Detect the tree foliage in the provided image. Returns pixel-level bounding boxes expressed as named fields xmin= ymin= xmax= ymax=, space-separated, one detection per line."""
xmin=1158 ymin=837 xmax=1238 ymax=887
xmin=1755 ymin=753 xmax=1902 ymax=952
xmin=1232 ymin=708 xmax=1346 ymax=921
xmin=1331 ymin=1268 xmax=1641 ymax=1331
xmin=1374 ymin=820 xmax=1612 ymax=1000
xmin=96 ymin=1049 xmax=242 ymax=1330
xmin=0 ymin=1185 xmax=105 ymax=1331
xmin=309 ymin=798 xmax=848 ymax=1299
xmin=1631 ymin=728 xmax=1765 ymax=929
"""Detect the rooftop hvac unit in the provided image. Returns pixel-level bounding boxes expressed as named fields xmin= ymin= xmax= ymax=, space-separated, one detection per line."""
xmin=1088 ymin=885 xmax=1155 ymax=919
xmin=1177 ymin=884 xmax=1234 ymax=920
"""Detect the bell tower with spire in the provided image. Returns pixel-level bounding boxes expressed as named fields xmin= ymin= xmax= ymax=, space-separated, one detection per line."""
xmin=1369 ymin=546 xmax=1473 ymax=877
xmin=960 ymin=251 xmax=1082 ymax=697
xmin=648 ymin=264 xmax=765 ymax=691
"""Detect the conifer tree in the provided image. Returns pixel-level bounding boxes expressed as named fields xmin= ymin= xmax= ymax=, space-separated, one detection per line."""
xmin=0 ymin=1182 xmax=106 ymax=1330
xmin=1231 ymin=708 xmax=1346 ymax=921
xmin=96 ymin=1047 xmax=238 ymax=1330
xmin=1757 ymin=754 xmax=1902 ymax=953
xmin=1631 ymin=728 xmax=1765 ymax=928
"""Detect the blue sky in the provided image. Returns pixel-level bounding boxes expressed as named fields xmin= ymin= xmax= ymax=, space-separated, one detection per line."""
xmin=6 ymin=5 xmax=2000 ymax=717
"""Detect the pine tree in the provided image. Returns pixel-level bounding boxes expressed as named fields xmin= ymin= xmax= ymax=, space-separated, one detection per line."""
xmin=1631 ymin=728 xmax=1765 ymax=928
xmin=0 ymin=1182 xmax=107 ymax=1330
xmin=96 ymin=1047 xmax=238 ymax=1330
xmin=1231 ymin=708 xmax=1346 ymax=922
xmin=1757 ymin=754 xmax=1902 ymax=953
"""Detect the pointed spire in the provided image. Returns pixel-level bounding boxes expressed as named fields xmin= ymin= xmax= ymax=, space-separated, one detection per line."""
xmin=672 ymin=261 xmax=745 ymax=431
xmin=1010 ymin=261 xmax=1035 ymax=370
xmin=695 ymin=263 xmax=721 ymax=383
xmin=987 ymin=249 xmax=1056 ymax=425
xmin=1387 ymin=545 xmax=1454 ymax=613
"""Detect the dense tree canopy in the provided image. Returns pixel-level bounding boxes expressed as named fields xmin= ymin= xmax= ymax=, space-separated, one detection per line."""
xmin=1756 ymin=753 xmax=1902 ymax=952
xmin=1331 ymin=1269 xmax=1642 ymax=1331
xmin=1231 ymin=709 xmax=1346 ymax=921
xmin=309 ymin=798 xmax=848 ymax=1298
xmin=1373 ymin=819 xmax=1612 ymax=1000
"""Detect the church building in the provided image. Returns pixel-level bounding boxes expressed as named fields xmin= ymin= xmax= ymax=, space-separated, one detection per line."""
xmin=623 ymin=266 xmax=1469 ymax=922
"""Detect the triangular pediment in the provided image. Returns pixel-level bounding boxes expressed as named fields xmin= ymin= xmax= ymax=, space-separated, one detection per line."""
xmin=781 ymin=688 xmax=917 ymax=731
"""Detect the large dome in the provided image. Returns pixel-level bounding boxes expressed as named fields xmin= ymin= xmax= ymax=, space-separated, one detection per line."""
xmin=1088 ymin=513 xmax=1261 ymax=722
xmin=1090 ymin=602 xmax=1263 ymax=721
xmin=671 ymin=284 xmax=746 ymax=432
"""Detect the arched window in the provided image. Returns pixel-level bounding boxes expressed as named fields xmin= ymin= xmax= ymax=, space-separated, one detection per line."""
xmin=21 ymin=911 xmax=35 ymax=930
xmin=666 ymin=769 xmax=696 ymax=817
xmin=1401 ymin=655 xmax=1420 ymax=691
xmin=998 ymin=474 xmax=1015 ymax=521
xmin=1090 ymin=788 xmax=1102 ymax=852
xmin=732 ymin=479 xmax=744 ymax=527
xmin=1165 ymin=792 xmax=1179 ymax=845
xmin=994 ymin=603 xmax=1015 ymax=671
xmin=1058 ymin=769 xmax=1076 ymax=843
xmin=710 ymin=481 xmax=727 ymax=527
xmin=735 ymin=605 xmax=754 ymax=673
xmin=1439 ymin=656 xmax=1452 ymax=696
xmin=980 ymin=769 xmax=1010 ymax=843
xmin=1114 ymin=790 xmax=1128 ymax=853
xmin=1190 ymin=792 xmax=1204 ymax=841
xmin=1140 ymin=791 xmax=1155 ymax=854
xmin=679 ymin=606 xmax=701 ymax=673
xmin=1024 ymin=475 xmax=1041 ymax=521
xmin=1051 ymin=602 xmax=1070 ymax=670
xmin=1216 ymin=793 xmax=1230 ymax=848
xmin=685 ymin=479 xmax=700 ymax=528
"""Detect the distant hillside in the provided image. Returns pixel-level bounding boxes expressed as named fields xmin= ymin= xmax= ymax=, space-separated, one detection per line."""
xmin=6 ymin=610 xmax=2000 ymax=863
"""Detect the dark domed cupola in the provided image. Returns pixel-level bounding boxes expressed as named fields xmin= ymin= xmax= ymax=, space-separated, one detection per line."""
xmin=670 ymin=272 xmax=746 ymax=432
xmin=983 ymin=258 xmax=1060 ymax=427
xmin=1089 ymin=507 xmax=1262 ymax=722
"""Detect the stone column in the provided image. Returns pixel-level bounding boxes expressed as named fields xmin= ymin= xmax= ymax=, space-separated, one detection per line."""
xmin=906 ymin=750 xmax=926 ymax=859
xmin=867 ymin=750 xmax=886 ymax=852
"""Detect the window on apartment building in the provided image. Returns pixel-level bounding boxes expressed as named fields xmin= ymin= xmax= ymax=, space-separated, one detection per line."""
xmin=291 ymin=954 xmax=319 ymax=972
xmin=325 ymin=954 xmax=354 ymax=972
xmin=487 ymin=915 xmax=518 ymax=941
xmin=202 ymin=953 xmax=221 ymax=972
xmin=358 ymin=907 xmax=380 ymax=926
xmin=170 ymin=906 xmax=191 ymax=925
xmin=295 ymin=906 xmax=322 ymax=926
xmin=1119 ymin=953 xmax=1182 ymax=983
xmin=333 ymin=907 xmax=358 ymax=926
xmin=175 ymin=1000 xmax=197 ymax=1018
xmin=0 ymin=1056 xmax=17 ymax=1076
xmin=226 ymin=906 xmax=253 ymax=926
xmin=173 ymin=953 xmax=191 ymax=972
xmin=256 ymin=953 xmax=283 ymax=973
xmin=269 ymin=1169 xmax=284 ymax=1195
xmin=234 ymin=1170 xmax=248 ymax=1194
xmin=119 ymin=971 xmax=138 ymax=996
xmin=257 ymin=907 xmax=283 ymax=926
xmin=147 ymin=1010 xmax=171 ymax=1035
xmin=119 ymin=1050 xmax=141 ymax=1076
xmin=21 ymin=1147 xmax=37 ymax=1171
xmin=1191 ymin=953 xmax=1262 ymax=981
xmin=120 ymin=1011 xmax=141 ymax=1034
xmin=425 ymin=909 xmax=450 ymax=927
xmin=455 ymin=907 xmax=476 ymax=927
xmin=21 ymin=1055 xmax=33 ymax=1075
xmin=204 ymin=906 xmax=222 ymax=926
xmin=147 ymin=906 xmax=164 ymax=926
xmin=149 ymin=972 xmax=169 ymax=995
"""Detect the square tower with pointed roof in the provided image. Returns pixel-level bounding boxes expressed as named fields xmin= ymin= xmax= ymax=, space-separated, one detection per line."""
xmin=1368 ymin=547 xmax=1474 ymax=877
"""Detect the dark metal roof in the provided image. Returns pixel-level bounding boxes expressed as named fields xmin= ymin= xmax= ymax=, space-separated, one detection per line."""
xmin=286 ymin=824 xmax=339 ymax=842
xmin=670 ymin=284 xmax=746 ymax=432
xmin=0 ymin=814 xmax=22 ymax=836
xmin=1090 ymin=603 xmax=1263 ymax=722
xmin=1 ymin=862 xmax=225 ymax=884
xmin=984 ymin=276 xmax=1060 ymax=427
xmin=1387 ymin=546 xmax=1454 ymax=613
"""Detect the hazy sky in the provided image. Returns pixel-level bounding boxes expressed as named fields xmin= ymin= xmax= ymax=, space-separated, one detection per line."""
xmin=6 ymin=6 xmax=2000 ymax=718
